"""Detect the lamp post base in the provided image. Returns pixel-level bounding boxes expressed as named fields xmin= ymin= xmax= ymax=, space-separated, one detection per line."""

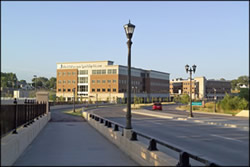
xmin=123 ymin=129 xmax=132 ymax=139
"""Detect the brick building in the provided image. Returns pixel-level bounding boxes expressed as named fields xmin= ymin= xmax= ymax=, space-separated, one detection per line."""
xmin=56 ymin=60 xmax=170 ymax=102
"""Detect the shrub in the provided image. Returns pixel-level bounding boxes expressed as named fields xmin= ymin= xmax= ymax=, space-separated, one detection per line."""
xmin=218 ymin=93 xmax=249 ymax=110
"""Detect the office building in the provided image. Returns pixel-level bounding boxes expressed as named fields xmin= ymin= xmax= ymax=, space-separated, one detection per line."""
xmin=56 ymin=60 xmax=170 ymax=102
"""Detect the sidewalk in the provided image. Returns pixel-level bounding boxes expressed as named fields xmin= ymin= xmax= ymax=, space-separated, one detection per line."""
xmin=124 ymin=108 xmax=249 ymax=131
xmin=14 ymin=108 xmax=137 ymax=166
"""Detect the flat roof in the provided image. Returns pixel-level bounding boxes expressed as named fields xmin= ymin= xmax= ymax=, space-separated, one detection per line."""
xmin=56 ymin=60 xmax=113 ymax=64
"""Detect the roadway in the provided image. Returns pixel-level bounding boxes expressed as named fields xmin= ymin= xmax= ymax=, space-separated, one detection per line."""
xmin=89 ymin=104 xmax=249 ymax=166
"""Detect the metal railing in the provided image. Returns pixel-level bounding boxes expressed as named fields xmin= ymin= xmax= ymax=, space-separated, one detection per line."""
xmin=1 ymin=99 xmax=47 ymax=138
xmin=88 ymin=113 xmax=220 ymax=167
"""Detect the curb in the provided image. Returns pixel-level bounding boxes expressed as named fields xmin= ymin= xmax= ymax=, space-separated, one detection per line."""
xmin=122 ymin=108 xmax=248 ymax=131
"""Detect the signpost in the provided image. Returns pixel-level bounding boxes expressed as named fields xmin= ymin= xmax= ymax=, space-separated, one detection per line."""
xmin=191 ymin=101 xmax=202 ymax=106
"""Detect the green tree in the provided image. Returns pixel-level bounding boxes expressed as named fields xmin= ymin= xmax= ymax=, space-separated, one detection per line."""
xmin=239 ymin=88 xmax=249 ymax=102
xmin=1 ymin=72 xmax=18 ymax=88
xmin=180 ymin=94 xmax=190 ymax=104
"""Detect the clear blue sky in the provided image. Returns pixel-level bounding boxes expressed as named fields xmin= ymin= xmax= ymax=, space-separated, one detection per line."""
xmin=2 ymin=1 xmax=249 ymax=82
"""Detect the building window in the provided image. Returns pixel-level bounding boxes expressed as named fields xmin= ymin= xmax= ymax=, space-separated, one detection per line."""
xmin=63 ymin=89 xmax=66 ymax=92
xmin=108 ymin=69 xmax=112 ymax=74
xmin=107 ymin=80 xmax=111 ymax=83
xmin=68 ymin=89 xmax=71 ymax=92
xmin=97 ymin=80 xmax=100 ymax=83
xmin=58 ymin=80 xmax=62 ymax=84
xmin=102 ymin=70 xmax=106 ymax=74
xmin=68 ymin=80 xmax=71 ymax=84
xmin=78 ymin=77 xmax=88 ymax=83
xmin=92 ymin=80 xmax=95 ymax=84
xmin=63 ymin=80 xmax=66 ymax=84
xmin=107 ymin=88 xmax=111 ymax=92
xmin=72 ymin=72 xmax=76 ymax=76
xmin=58 ymin=89 xmax=61 ymax=92
xmin=79 ymin=70 xmax=88 ymax=75
xmin=63 ymin=72 xmax=66 ymax=76
xmin=78 ymin=85 xmax=88 ymax=92
xmin=97 ymin=89 xmax=100 ymax=92
xmin=113 ymin=69 xmax=117 ymax=74
xmin=67 ymin=72 xmax=71 ymax=76
xmin=113 ymin=88 xmax=116 ymax=92
xmin=92 ymin=70 xmax=97 ymax=74
xmin=92 ymin=89 xmax=95 ymax=92
xmin=58 ymin=72 xmax=61 ymax=76
xmin=102 ymin=88 xmax=106 ymax=92
xmin=102 ymin=80 xmax=106 ymax=83
xmin=97 ymin=70 xmax=102 ymax=74
xmin=72 ymin=80 xmax=76 ymax=84
xmin=113 ymin=80 xmax=116 ymax=83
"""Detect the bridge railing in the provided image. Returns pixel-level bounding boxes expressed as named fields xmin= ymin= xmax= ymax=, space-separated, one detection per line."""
xmin=88 ymin=113 xmax=220 ymax=167
xmin=1 ymin=99 xmax=47 ymax=138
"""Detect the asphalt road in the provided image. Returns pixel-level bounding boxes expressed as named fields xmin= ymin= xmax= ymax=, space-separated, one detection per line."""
xmin=90 ymin=105 xmax=249 ymax=166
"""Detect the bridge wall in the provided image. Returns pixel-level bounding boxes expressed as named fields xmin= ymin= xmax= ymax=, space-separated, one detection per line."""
xmin=82 ymin=111 xmax=177 ymax=166
xmin=1 ymin=112 xmax=51 ymax=166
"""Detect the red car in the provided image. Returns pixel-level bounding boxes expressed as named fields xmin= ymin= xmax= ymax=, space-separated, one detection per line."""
xmin=152 ymin=102 xmax=162 ymax=110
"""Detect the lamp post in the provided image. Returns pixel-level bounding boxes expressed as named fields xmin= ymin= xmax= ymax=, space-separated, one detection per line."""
xmin=185 ymin=64 xmax=197 ymax=118
xmin=33 ymin=75 xmax=37 ymax=93
xmin=213 ymin=88 xmax=217 ymax=113
xmin=73 ymin=88 xmax=75 ymax=112
xmin=132 ymin=86 xmax=137 ymax=107
xmin=124 ymin=20 xmax=135 ymax=129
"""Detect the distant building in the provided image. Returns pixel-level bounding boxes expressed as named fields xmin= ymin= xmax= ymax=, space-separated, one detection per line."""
xmin=56 ymin=60 xmax=170 ymax=102
xmin=14 ymin=90 xmax=30 ymax=98
xmin=170 ymin=76 xmax=231 ymax=100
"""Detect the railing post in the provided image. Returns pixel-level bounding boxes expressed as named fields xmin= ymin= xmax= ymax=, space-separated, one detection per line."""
xmin=36 ymin=102 xmax=39 ymax=120
xmin=105 ymin=120 xmax=108 ymax=126
xmin=13 ymin=98 xmax=18 ymax=134
xmin=113 ymin=124 xmax=119 ymax=131
xmin=100 ymin=118 xmax=104 ymax=124
xmin=130 ymin=131 xmax=137 ymax=141
xmin=31 ymin=100 xmax=35 ymax=123
xmin=148 ymin=139 xmax=158 ymax=151
xmin=176 ymin=152 xmax=190 ymax=167
xmin=107 ymin=122 xmax=112 ymax=128
xmin=24 ymin=99 xmax=28 ymax=127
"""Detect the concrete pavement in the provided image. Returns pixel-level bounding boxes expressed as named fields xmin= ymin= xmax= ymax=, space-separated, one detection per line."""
xmin=14 ymin=106 xmax=138 ymax=166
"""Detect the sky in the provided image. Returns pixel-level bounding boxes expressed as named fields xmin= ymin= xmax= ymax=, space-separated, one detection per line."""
xmin=1 ymin=1 xmax=249 ymax=83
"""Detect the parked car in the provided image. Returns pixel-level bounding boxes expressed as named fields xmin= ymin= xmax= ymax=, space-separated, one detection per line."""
xmin=152 ymin=102 xmax=162 ymax=110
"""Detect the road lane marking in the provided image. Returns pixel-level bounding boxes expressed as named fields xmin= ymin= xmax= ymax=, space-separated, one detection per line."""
xmin=210 ymin=134 xmax=244 ymax=143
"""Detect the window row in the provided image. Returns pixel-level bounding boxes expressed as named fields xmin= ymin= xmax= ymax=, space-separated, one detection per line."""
xmin=92 ymin=79 xmax=116 ymax=84
xmin=92 ymin=88 xmax=116 ymax=92
xmin=58 ymin=71 xmax=77 ymax=76
xmin=92 ymin=69 xmax=117 ymax=75
xmin=119 ymin=80 xmax=141 ymax=85
xmin=79 ymin=70 xmax=88 ymax=75
xmin=78 ymin=85 xmax=88 ymax=92
xmin=78 ymin=77 xmax=88 ymax=83
xmin=58 ymin=80 xmax=76 ymax=84
xmin=58 ymin=88 xmax=75 ymax=92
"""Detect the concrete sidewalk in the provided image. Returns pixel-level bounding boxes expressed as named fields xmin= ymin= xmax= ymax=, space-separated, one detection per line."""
xmin=14 ymin=111 xmax=137 ymax=166
xmin=124 ymin=108 xmax=249 ymax=131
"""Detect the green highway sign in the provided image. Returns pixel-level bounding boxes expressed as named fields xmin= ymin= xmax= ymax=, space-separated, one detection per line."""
xmin=192 ymin=101 xmax=202 ymax=106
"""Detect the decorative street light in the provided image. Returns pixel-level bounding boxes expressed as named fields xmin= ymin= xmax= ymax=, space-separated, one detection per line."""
xmin=33 ymin=75 xmax=37 ymax=92
xmin=124 ymin=20 xmax=135 ymax=129
xmin=73 ymin=88 xmax=76 ymax=112
xmin=185 ymin=64 xmax=197 ymax=118
xmin=213 ymin=88 xmax=217 ymax=113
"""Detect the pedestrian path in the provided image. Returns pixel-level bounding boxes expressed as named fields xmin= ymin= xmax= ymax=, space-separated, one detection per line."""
xmin=124 ymin=108 xmax=249 ymax=131
xmin=14 ymin=107 xmax=137 ymax=166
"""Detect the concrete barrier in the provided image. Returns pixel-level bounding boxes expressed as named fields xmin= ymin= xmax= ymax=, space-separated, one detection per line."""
xmin=82 ymin=111 xmax=178 ymax=166
xmin=1 ymin=112 xmax=51 ymax=166
xmin=236 ymin=110 xmax=249 ymax=117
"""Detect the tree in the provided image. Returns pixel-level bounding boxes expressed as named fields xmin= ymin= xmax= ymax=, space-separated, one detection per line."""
xmin=220 ymin=78 xmax=226 ymax=81
xmin=239 ymin=88 xmax=249 ymax=102
xmin=1 ymin=72 xmax=18 ymax=88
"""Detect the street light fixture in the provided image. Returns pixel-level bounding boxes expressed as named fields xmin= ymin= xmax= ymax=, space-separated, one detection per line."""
xmin=185 ymin=64 xmax=197 ymax=118
xmin=73 ymin=88 xmax=76 ymax=112
xmin=213 ymin=88 xmax=217 ymax=113
xmin=124 ymin=20 xmax=135 ymax=129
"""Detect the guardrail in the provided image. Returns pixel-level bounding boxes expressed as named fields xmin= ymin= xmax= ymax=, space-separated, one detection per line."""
xmin=1 ymin=99 xmax=47 ymax=138
xmin=88 ymin=113 xmax=220 ymax=167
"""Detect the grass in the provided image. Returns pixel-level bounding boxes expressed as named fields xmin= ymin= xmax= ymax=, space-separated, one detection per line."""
xmin=176 ymin=102 xmax=241 ymax=116
xmin=64 ymin=108 xmax=83 ymax=117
